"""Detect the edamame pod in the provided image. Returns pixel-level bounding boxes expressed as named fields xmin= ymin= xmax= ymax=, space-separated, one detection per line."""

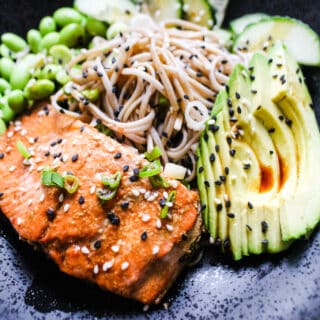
xmin=25 ymin=79 xmax=55 ymax=100
xmin=39 ymin=16 xmax=56 ymax=36
xmin=40 ymin=32 xmax=60 ymax=50
xmin=53 ymin=8 xmax=84 ymax=27
xmin=1 ymin=33 xmax=27 ymax=52
xmin=86 ymin=17 xmax=107 ymax=37
xmin=0 ymin=118 xmax=6 ymax=135
xmin=49 ymin=45 xmax=72 ymax=65
xmin=0 ymin=57 xmax=15 ymax=80
xmin=27 ymin=29 xmax=42 ymax=53
xmin=0 ymin=78 xmax=11 ymax=94
xmin=7 ymin=89 xmax=26 ymax=114
xmin=60 ymin=23 xmax=85 ymax=47
xmin=0 ymin=98 xmax=15 ymax=122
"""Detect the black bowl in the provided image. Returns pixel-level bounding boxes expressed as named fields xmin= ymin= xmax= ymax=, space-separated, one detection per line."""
xmin=0 ymin=1 xmax=319 ymax=319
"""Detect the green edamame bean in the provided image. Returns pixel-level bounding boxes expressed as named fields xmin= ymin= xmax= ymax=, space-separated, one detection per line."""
xmin=38 ymin=64 xmax=62 ymax=80
xmin=53 ymin=7 xmax=84 ymax=27
xmin=0 ymin=57 xmax=15 ymax=80
xmin=27 ymin=29 xmax=42 ymax=53
xmin=56 ymin=69 xmax=70 ymax=85
xmin=0 ymin=78 xmax=11 ymax=94
xmin=40 ymin=32 xmax=60 ymax=50
xmin=49 ymin=44 xmax=72 ymax=65
xmin=7 ymin=89 xmax=26 ymax=114
xmin=0 ymin=98 xmax=15 ymax=122
xmin=39 ymin=16 xmax=56 ymax=36
xmin=0 ymin=118 xmax=6 ymax=135
xmin=60 ymin=23 xmax=85 ymax=48
xmin=82 ymin=88 xmax=100 ymax=102
xmin=86 ymin=17 xmax=107 ymax=37
xmin=1 ymin=33 xmax=27 ymax=52
xmin=107 ymin=22 xmax=128 ymax=40
xmin=0 ymin=44 xmax=13 ymax=58
xmin=25 ymin=79 xmax=55 ymax=100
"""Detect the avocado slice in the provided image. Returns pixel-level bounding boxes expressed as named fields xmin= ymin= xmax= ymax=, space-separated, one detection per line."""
xmin=197 ymin=42 xmax=320 ymax=259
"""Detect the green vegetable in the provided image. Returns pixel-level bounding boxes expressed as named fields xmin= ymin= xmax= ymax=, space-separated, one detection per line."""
xmin=40 ymin=32 xmax=60 ymax=50
xmin=27 ymin=29 xmax=42 ymax=53
xmin=0 ymin=118 xmax=6 ymax=135
xmin=25 ymin=79 xmax=55 ymax=100
xmin=149 ymin=175 xmax=170 ymax=188
xmin=0 ymin=44 xmax=13 ymax=58
xmin=86 ymin=17 xmax=107 ymax=37
xmin=96 ymin=188 xmax=117 ymax=201
xmin=139 ymin=159 xmax=162 ymax=178
xmin=144 ymin=146 xmax=162 ymax=161
xmin=64 ymin=174 xmax=79 ymax=194
xmin=101 ymin=171 xmax=122 ymax=189
xmin=39 ymin=16 xmax=57 ymax=36
xmin=53 ymin=7 xmax=84 ymax=27
xmin=60 ymin=23 xmax=85 ymax=47
xmin=82 ymin=88 xmax=100 ymax=102
xmin=95 ymin=122 xmax=112 ymax=136
xmin=36 ymin=64 xmax=62 ymax=81
xmin=0 ymin=98 xmax=15 ymax=122
xmin=0 ymin=78 xmax=11 ymax=94
xmin=16 ymin=140 xmax=31 ymax=159
xmin=49 ymin=44 xmax=73 ymax=65
xmin=1 ymin=33 xmax=27 ymax=52
xmin=55 ymin=69 xmax=70 ymax=85
xmin=0 ymin=57 xmax=15 ymax=80
xmin=41 ymin=169 xmax=65 ymax=188
xmin=107 ymin=22 xmax=128 ymax=39
xmin=7 ymin=90 xmax=26 ymax=114
xmin=160 ymin=190 xmax=176 ymax=219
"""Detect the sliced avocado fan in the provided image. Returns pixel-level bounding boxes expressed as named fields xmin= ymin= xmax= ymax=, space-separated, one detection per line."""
xmin=197 ymin=41 xmax=320 ymax=260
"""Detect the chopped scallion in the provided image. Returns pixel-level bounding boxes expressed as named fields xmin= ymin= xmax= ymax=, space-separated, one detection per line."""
xmin=64 ymin=174 xmax=79 ymax=194
xmin=96 ymin=188 xmax=117 ymax=201
xmin=41 ymin=169 xmax=64 ymax=188
xmin=144 ymin=146 xmax=162 ymax=161
xmin=149 ymin=175 xmax=170 ymax=189
xmin=139 ymin=160 xmax=162 ymax=178
xmin=16 ymin=140 xmax=31 ymax=159
xmin=101 ymin=171 xmax=122 ymax=189
xmin=160 ymin=190 xmax=176 ymax=219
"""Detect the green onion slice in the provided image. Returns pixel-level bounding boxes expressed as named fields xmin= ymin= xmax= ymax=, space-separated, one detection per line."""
xmin=95 ymin=122 xmax=112 ymax=136
xmin=139 ymin=159 xmax=162 ymax=178
xmin=144 ymin=146 xmax=162 ymax=161
xmin=96 ymin=187 xmax=117 ymax=201
xmin=160 ymin=190 xmax=176 ymax=219
xmin=101 ymin=171 xmax=122 ymax=189
xmin=16 ymin=140 xmax=31 ymax=159
xmin=149 ymin=175 xmax=170 ymax=189
xmin=41 ymin=169 xmax=64 ymax=188
xmin=64 ymin=174 xmax=79 ymax=194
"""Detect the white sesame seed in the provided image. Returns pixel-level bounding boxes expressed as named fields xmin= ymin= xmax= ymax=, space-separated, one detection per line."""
xmin=139 ymin=188 xmax=146 ymax=194
xmin=81 ymin=246 xmax=90 ymax=255
xmin=152 ymin=245 xmax=160 ymax=255
xmin=142 ymin=214 xmax=151 ymax=222
xmin=90 ymin=185 xmax=96 ymax=195
xmin=209 ymin=236 xmax=214 ymax=244
xmin=40 ymin=193 xmax=45 ymax=202
xmin=207 ymin=119 xmax=216 ymax=125
xmin=102 ymin=259 xmax=114 ymax=271
xmin=62 ymin=154 xmax=69 ymax=162
xmin=166 ymin=224 xmax=174 ymax=232
xmin=7 ymin=131 xmax=13 ymax=138
xmin=156 ymin=219 xmax=162 ymax=229
xmin=16 ymin=217 xmax=23 ymax=225
xmin=132 ymin=188 xmax=140 ymax=197
xmin=58 ymin=193 xmax=64 ymax=203
xmin=9 ymin=165 xmax=16 ymax=172
xmin=163 ymin=191 xmax=168 ymax=199
xmin=166 ymin=201 xmax=173 ymax=208
xmin=28 ymin=137 xmax=35 ymax=144
xmin=64 ymin=204 xmax=70 ymax=213
xmin=144 ymin=191 xmax=151 ymax=199
xmin=93 ymin=265 xmax=99 ymax=275
xmin=121 ymin=261 xmax=129 ymax=271
xmin=6 ymin=146 xmax=12 ymax=153
xmin=111 ymin=245 xmax=120 ymax=253
xmin=214 ymin=198 xmax=221 ymax=205
xmin=27 ymin=199 xmax=33 ymax=206
xmin=223 ymin=194 xmax=229 ymax=201
xmin=23 ymin=158 xmax=32 ymax=166
xmin=74 ymin=245 xmax=80 ymax=252
xmin=21 ymin=129 xmax=27 ymax=136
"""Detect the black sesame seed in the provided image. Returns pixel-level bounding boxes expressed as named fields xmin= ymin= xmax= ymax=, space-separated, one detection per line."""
xmin=251 ymin=89 xmax=257 ymax=94
xmin=215 ymin=145 xmax=220 ymax=153
xmin=44 ymin=151 xmax=50 ymax=157
xmin=184 ymin=94 xmax=190 ymax=100
xmin=112 ymin=57 xmax=116 ymax=64
xmin=227 ymin=213 xmax=235 ymax=218
xmin=278 ymin=115 xmax=284 ymax=121
xmin=121 ymin=201 xmax=129 ymax=210
xmin=285 ymin=118 xmax=292 ymax=127
xmin=261 ymin=221 xmax=268 ymax=233
xmin=0 ymin=153 xmax=4 ymax=159
xmin=216 ymin=203 xmax=223 ymax=211
xmin=72 ymin=154 xmax=79 ymax=162
xmin=46 ymin=208 xmax=55 ymax=221
xmin=229 ymin=149 xmax=236 ymax=157
xmin=261 ymin=239 xmax=268 ymax=245
xmin=250 ymin=75 xmax=255 ymax=81
xmin=209 ymin=124 xmax=219 ymax=132
xmin=80 ymin=126 xmax=85 ymax=133
xmin=141 ymin=231 xmax=148 ymax=241
xmin=159 ymin=198 xmax=166 ymax=207
xmin=198 ymin=166 xmax=204 ymax=174
xmin=200 ymin=204 xmax=207 ymax=211
xmin=50 ymin=141 xmax=57 ymax=147
xmin=133 ymin=168 xmax=140 ymax=176
xmin=235 ymin=92 xmax=241 ymax=99
xmin=125 ymin=45 xmax=130 ymax=51
xmin=196 ymin=71 xmax=203 ymax=77
xmin=203 ymin=133 xmax=209 ymax=141
xmin=209 ymin=153 xmax=215 ymax=162
xmin=225 ymin=167 xmax=229 ymax=175
xmin=225 ymin=200 xmax=231 ymax=208
xmin=129 ymin=175 xmax=139 ymax=182
xmin=223 ymin=238 xmax=231 ymax=248
xmin=243 ymin=163 xmax=251 ymax=170
xmin=0 ymin=192 xmax=3 ymax=198
xmin=248 ymin=201 xmax=253 ymax=209
xmin=107 ymin=212 xmax=120 ymax=226
xmin=123 ymin=165 xmax=129 ymax=172
xmin=204 ymin=180 xmax=210 ymax=187
xmin=78 ymin=196 xmax=85 ymax=205
xmin=226 ymin=137 xmax=232 ymax=145
xmin=237 ymin=106 xmax=242 ymax=114
xmin=215 ymin=180 xmax=222 ymax=186
xmin=276 ymin=63 xmax=282 ymax=68
xmin=227 ymin=98 xmax=232 ymax=107
xmin=93 ymin=240 xmax=102 ymax=249
xmin=246 ymin=224 xmax=252 ymax=231
xmin=114 ymin=152 xmax=122 ymax=159
xmin=268 ymin=128 xmax=275 ymax=133
xmin=220 ymin=175 xmax=226 ymax=182
xmin=269 ymin=150 xmax=274 ymax=155
xmin=162 ymin=131 xmax=168 ymax=138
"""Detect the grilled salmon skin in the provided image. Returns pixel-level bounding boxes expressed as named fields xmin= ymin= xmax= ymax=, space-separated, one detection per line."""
xmin=0 ymin=105 xmax=201 ymax=304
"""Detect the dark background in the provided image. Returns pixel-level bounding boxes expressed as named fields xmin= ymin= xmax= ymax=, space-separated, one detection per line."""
xmin=0 ymin=1 xmax=319 ymax=320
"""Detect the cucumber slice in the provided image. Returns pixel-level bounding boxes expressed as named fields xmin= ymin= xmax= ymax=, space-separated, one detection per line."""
xmin=214 ymin=28 xmax=232 ymax=48
xmin=230 ymin=13 xmax=269 ymax=34
xmin=183 ymin=0 xmax=215 ymax=29
xmin=74 ymin=0 xmax=139 ymax=23
xmin=144 ymin=0 xmax=183 ymax=22
xmin=233 ymin=16 xmax=320 ymax=66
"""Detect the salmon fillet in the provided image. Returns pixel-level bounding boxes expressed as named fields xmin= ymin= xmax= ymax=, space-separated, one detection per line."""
xmin=0 ymin=105 xmax=201 ymax=304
